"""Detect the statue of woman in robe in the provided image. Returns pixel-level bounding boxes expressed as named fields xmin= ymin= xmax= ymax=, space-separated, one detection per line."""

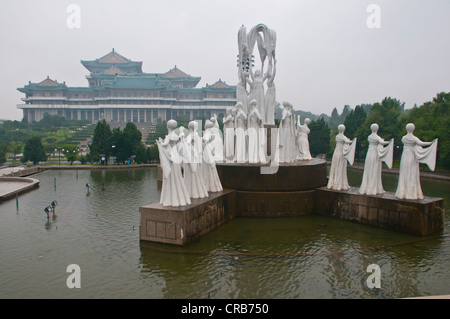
xmin=234 ymin=102 xmax=248 ymax=163
xmin=295 ymin=116 xmax=313 ymax=161
xmin=247 ymin=69 xmax=269 ymax=124
xmin=210 ymin=115 xmax=224 ymax=162
xmin=359 ymin=123 xmax=394 ymax=195
xmin=203 ymin=131 xmax=223 ymax=193
xmin=395 ymin=123 xmax=438 ymax=200
xmin=183 ymin=121 xmax=208 ymax=199
xmin=247 ymin=99 xmax=266 ymax=163
xmin=276 ymin=102 xmax=296 ymax=163
xmin=156 ymin=119 xmax=191 ymax=207
xmin=223 ymin=107 xmax=235 ymax=162
xmin=264 ymin=59 xmax=277 ymax=126
xmin=327 ymin=124 xmax=357 ymax=191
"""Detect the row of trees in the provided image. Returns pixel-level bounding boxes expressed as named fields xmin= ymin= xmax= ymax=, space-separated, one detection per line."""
xmin=89 ymin=120 xmax=158 ymax=165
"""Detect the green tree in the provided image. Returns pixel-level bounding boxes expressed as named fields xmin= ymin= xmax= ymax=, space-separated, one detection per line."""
xmin=23 ymin=136 xmax=47 ymax=165
xmin=309 ymin=117 xmax=330 ymax=157
xmin=89 ymin=120 xmax=112 ymax=164
xmin=407 ymin=92 xmax=449 ymax=168
xmin=62 ymin=144 xmax=79 ymax=165
xmin=344 ymin=105 xmax=367 ymax=162
xmin=0 ymin=144 xmax=7 ymax=164
xmin=111 ymin=122 xmax=144 ymax=164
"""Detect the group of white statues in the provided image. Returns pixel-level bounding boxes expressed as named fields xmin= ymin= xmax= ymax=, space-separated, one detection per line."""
xmin=237 ymin=23 xmax=277 ymax=126
xmin=327 ymin=122 xmax=438 ymax=200
xmin=221 ymin=99 xmax=313 ymax=164
xmin=156 ymin=119 xmax=223 ymax=207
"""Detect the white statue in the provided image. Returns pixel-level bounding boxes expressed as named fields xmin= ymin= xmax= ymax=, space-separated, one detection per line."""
xmin=264 ymin=59 xmax=277 ymax=126
xmin=210 ymin=115 xmax=224 ymax=162
xmin=327 ymin=124 xmax=357 ymax=191
xmin=247 ymin=99 xmax=266 ymax=163
xmin=203 ymin=131 xmax=223 ymax=193
xmin=395 ymin=123 xmax=438 ymax=200
xmin=247 ymin=69 xmax=268 ymax=124
xmin=234 ymin=102 xmax=247 ymax=163
xmin=296 ymin=116 xmax=313 ymax=161
xmin=223 ymin=107 xmax=235 ymax=162
xmin=359 ymin=123 xmax=394 ymax=196
xmin=183 ymin=121 xmax=208 ymax=199
xmin=236 ymin=70 xmax=249 ymax=114
xmin=276 ymin=102 xmax=296 ymax=163
xmin=156 ymin=119 xmax=191 ymax=207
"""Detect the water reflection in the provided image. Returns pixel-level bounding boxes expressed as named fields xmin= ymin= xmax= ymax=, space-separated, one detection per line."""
xmin=0 ymin=167 xmax=448 ymax=298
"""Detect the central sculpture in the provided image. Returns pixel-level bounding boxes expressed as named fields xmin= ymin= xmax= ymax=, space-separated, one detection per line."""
xmin=139 ymin=23 xmax=443 ymax=247
xmin=237 ymin=23 xmax=277 ymax=126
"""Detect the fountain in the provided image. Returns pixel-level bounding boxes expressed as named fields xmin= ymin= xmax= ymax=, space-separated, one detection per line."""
xmin=139 ymin=24 xmax=444 ymax=246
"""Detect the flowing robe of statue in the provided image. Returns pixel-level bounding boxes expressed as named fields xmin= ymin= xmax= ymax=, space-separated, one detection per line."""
xmin=183 ymin=122 xmax=208 ymax=199
xmin=264 ymin=60 xmax=277 ymax=126
xmin=296 ymin=117 xmax=312 ymax=161
xmin=223 ymin=109 xmax=235 ymax=162
xmin=157 ymin=126 xmax=191 ymax=207
xmin=327 ymin=127 xmax=356 ymax=191
xmin=210 ymin=116 xmax=224 ymax=162
xmin=247 ymin=101 xmax=266 ymax=163
xmin=276 ymin=103 xmax=296 ymax=163
xmin=237 ymin=72 xmax=249 ymax=114
xmin=247 ymin=70 xmax=268 ymax=124
xmin=203 ymin=133 xmax=223 ymax=193
xmin=395 ymin=126 xmax=438 ymax=200
xmin=234 ymin=103 xmax=247 ymax=163
xmin=359 ymin=131 xmax=394 ymax=196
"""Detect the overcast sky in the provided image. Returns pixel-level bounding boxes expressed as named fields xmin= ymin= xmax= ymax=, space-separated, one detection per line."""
xmin=0 ymin=0 xmax=449 ymax=121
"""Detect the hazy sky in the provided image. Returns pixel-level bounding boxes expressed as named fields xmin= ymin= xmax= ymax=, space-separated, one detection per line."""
xmin=0 ymin=0 xmax=449 ymax=121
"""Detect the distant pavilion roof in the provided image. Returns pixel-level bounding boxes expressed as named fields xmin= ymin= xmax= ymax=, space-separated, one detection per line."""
xmin=81 ymin=49 xmax=143 ymax=74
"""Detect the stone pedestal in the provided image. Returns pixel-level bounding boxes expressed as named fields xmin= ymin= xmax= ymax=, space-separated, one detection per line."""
xmin=140 ymin=189 xmax=236 ymax=245
xmin=315 ymin=187 xmax=445 ymax=236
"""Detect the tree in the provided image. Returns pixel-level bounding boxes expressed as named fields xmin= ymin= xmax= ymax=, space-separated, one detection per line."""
xmin=344 ymin=105 xmax=367 ymax=162
xmin=62 ymin=144 xmax=79 ymax=165
xmin=407 ymin=92 xmax=449 ymax=168
xmin=309 ymin=117 xmax=330 ymax=157
xmin=0 ymin=144 xmax=7 ymax=164
xmin=23 ymin=136 xmax=47 ymax=164
xmin=89 ymin=120 xmax=112 ymax=164
xmin=111 ymin=122 xmax=145 ymax=164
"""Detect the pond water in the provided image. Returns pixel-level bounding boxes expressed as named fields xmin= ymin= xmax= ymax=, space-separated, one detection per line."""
xmin=0 ymin=167 xmax=449 ymax=299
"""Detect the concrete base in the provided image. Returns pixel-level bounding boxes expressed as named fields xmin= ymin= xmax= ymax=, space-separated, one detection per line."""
xmin=315 ymin=187 xmax=445 ymax=236
xmin=139 ymin=189 xmax=236 ymax=245
xmin=235 ymin=190 xmax=315 ymax=217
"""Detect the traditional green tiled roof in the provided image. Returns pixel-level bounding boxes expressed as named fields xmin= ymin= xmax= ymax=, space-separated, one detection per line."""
xmin=81 ymin=49 xmax=143 ymax=73
xmin=18 ymin=77 xmax=67 ymax=93
xmin=102 ymin=75 xmax=169 ymax=89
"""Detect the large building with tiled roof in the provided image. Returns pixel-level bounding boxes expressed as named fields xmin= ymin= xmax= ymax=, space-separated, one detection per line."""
xmin=17 ymin=49 xmax=236 ymax=123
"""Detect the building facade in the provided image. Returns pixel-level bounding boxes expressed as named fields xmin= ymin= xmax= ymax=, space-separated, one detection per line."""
xmin=17 ymin=49 xmax=236 ymax=123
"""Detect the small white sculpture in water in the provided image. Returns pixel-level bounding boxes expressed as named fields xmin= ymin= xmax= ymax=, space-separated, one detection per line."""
xmin=183 ymin=121 xmax=208 ymax=199
xmin=327 ymin=124 xmax=357 ymax=191
xmin=395 ymin=123 xmax=438 ymax=200
xmin=295 ymin=116 xmax=312 ymax=161
xmin=156 ymin=119 xmax=191 ymax=207
xmin=359 ymin=123 xmax=394 ymax=195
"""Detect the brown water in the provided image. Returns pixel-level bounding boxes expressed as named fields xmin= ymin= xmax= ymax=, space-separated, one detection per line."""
xmin=0 ymin=167 xmax=448 ymax=298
